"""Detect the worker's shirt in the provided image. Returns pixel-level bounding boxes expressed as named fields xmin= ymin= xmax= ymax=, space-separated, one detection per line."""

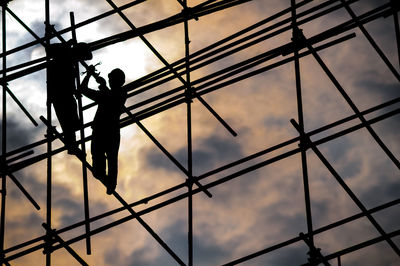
xmin=82 ymin=86 xmax=127 ymax=135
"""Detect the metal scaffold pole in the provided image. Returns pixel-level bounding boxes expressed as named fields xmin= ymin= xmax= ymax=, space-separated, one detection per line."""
xmin=290 ymin=0 xmax=315 ymax=260
xmin=0 ymin=1 xmax=7 ymax=265
xmin=391 ymin=0 xmax=400 ymax=70
xmin=69 ymin=11 xmax=92 ymax=256
xmin=183 ymin=0 xmax=194 ymax=265
xmin=45 ymin=0 xmax=52 ymax=265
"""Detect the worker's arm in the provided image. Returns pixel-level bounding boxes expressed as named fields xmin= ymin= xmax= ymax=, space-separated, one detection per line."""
xmin=79 ymin=73 xmax=98 ymax=101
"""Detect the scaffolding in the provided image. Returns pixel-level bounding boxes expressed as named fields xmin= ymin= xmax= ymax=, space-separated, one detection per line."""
xmin=0 ymin=0 xmax=399 ymax=265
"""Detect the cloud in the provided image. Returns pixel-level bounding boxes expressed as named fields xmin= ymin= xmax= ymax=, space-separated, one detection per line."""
xmin=0 ymin=116 xmax=44 ymax=152
xmin=146 ymin=133 xmax=243 ymax=176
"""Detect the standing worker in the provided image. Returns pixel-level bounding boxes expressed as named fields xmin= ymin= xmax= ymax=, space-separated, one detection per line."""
xmin=47 ymin=41 xmax=92 ymax=154
xmin=79 ymin=65 xmax=127 ymax=194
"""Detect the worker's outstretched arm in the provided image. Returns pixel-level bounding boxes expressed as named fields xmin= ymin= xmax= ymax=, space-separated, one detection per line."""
xmin=79 ymin=66 xmax=99 ymax=101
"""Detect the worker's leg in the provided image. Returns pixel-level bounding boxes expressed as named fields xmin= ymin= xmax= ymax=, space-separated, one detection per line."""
xmin=53 ymin=97 xmax=78 ymax=154
xmin=106 ymin=133 xmax=120 ymax=194
xmin=91 ymin=132 xmax=106 ymax=183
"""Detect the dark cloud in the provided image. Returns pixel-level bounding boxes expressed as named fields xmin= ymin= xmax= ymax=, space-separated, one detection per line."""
xmin=145 ymin=146 xmax=185 ymax=175
xmin=355 ymin=80 xmax=400 ymax=103
xmin=264 ymin=245 xmax=309 ymax=266
xmin=0 ymin=116 xmax=44 ymax=152
xmin=320 ymin=135 xmax=353 ymax=162
xmin=28 ymin=20 xmax=46 ymax=40
xmin=360 ymin=167 xmax=400 ymax=208
xmin=55 ymin=197 xmax=84 ymax=227
xmin=193 ymin=237 xmax=230 ymax=266
xmin=121 ymin=219 xmax=230 ymax=266
xmin=146 ymin=134 xmax=243 ymax=176
xmin=7 ymin=211 xmax=42 ymax=231
xmin=107 ymin=245 xmax=181 ymax=266
xmin=102 ymin=217 xmax=232 ymax=266
xmin=7 ymin=169 xmax=44 ymax=203
xmin=104 ymin=222 xmax=185 ymax=266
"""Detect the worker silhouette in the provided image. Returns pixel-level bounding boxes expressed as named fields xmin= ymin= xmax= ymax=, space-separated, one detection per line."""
xmin=47 ymin=41 xmax=92 ymax=154
xmin=79 ymin=66 xmax=127 ymax=194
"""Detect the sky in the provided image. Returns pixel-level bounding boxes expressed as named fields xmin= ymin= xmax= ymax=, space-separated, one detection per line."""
xmin=0 ymin=0 xmax=399 ymax=265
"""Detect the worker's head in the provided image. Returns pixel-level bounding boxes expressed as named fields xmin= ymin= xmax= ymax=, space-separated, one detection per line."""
xmin=108 ymin=68 xmax=125 ymax=89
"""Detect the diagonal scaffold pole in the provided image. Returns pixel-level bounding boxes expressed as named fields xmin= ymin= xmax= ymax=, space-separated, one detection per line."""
xmin=5 ymin=172 xmax=40 ymax=211
xmin=2 ymin=6 xmax=48 ymax=127
xmin=340 ymin=0 xmax=400 ymax=82
xmin=294 ymin=26 xmax=400 ymax=170
xmin=0 ymin=6 xmax=44 ymax=214
xmin=0 ymin=5 xmax=40 ymax=127
xmin=290 ymin=119 xmax=400 ymax=257
xmin=4 ymin=85 xmax=38 ymax=127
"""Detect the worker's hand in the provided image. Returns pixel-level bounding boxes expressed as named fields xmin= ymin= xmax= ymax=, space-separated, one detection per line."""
xmin=86 ymin=65 xmax=97 ymax=76
xmin=96 ymin=76 xmax=106 ymax=87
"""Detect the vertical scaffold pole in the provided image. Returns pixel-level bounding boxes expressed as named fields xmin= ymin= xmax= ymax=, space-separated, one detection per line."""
xmin=45 ymin=0 xmax=52 ymax=265
xmin=391 ymin=0 xmax=400 ymax=70
xmin=0 ymin=1 xmax=7 ymax=264
xmin=290 ymin=0 xmax=314 ymax=252
xmin=69 ymin=12 xmax=91 ymax=255
xmin=183 ymin=0 xmax=193 ymax=265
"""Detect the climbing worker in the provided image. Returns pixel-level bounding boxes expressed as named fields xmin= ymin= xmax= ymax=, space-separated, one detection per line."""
xmin=79 ymin=65 xmax=127 ymax=195
xmin=47 ymin=41 xmax=92 ymax=155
